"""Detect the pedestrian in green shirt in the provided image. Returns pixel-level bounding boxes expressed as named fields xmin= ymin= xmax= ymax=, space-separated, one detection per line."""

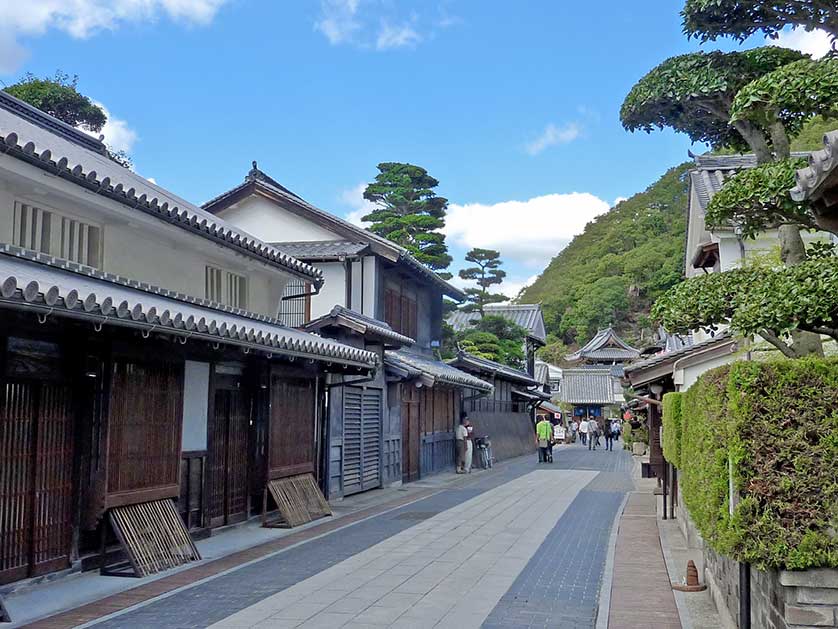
xmin=536 ymin=417 xmax=553 ymax=464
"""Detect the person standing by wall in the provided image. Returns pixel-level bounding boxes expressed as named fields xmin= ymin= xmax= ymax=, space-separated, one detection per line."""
xmin=464 ymin=416 xmax=474 ymax=474
xmin=455 ymin=415 xmax=468 ymax=473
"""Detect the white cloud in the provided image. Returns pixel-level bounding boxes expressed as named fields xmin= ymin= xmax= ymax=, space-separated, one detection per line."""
xmin=0 ymin=0 xmax=229 ymax=74
xmin=445 ymin=192 xmax=610 ymax=268
xmin=87 ymin=102 xmax=137 ymax=153
xmin=499 ymin=274 xmax=540 ymax=300
xmin=314 ymin=1 xmax=445 ymax=51
xmin=376 ymin=21 xmax=421 ymax=50
xmin=314 ymin=0 xmax=361 ymax=45
xmin=340 ymin=182 xmax=375 ymax=226
xmin=613 ymin=196 xmax=628 ymax=206
xmin=525 ymin=122 xmax=581 ymax=156
xmin=771 ymin=27 xmax=833 ymax=59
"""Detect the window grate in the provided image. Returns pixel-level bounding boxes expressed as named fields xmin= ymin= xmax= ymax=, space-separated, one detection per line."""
xmin=205 ymin=266 xmax=247 ymax=309
xmin=13 ymin=202 xmax=101 ymax=268
xmin=278 ymin=279 xmax=309 ymax=328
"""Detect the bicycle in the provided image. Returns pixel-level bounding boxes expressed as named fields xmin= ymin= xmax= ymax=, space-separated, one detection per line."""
xmin=474 ymin=436 xmax=493 ymax=469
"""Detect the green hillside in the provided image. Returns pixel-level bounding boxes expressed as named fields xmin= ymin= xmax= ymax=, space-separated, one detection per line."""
xmin=521 ymin=163 xmax=690 ymax=357
xmin=523 ymin=117 xmax=838 ymax=363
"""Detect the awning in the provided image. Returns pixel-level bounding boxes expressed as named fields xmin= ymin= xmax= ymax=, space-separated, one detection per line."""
xmin=512 ymin=388 xmax=551 ymax=402
xmin=448 ymin=351 xmax=537 ymax=386
xmin=0 ymin=248 xmax=377 ymax=369
xmin=384 ymin=350 xmax=493 ymax=392
xmin=305 ymin=305 xmax=414 ymax=347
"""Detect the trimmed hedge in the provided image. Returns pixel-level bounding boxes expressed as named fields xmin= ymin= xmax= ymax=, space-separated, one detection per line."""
xmin=680 ymin=358 xmax=838 ymax=571
xmin=661 ymin=392 xmax=683 ymax=468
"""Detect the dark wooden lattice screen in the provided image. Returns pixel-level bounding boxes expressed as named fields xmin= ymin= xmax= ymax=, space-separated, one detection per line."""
xmin=0 ymin=381 xmax=74 ymax=584
xmin=269 ymin=377 xmax=316 ymax=479
xmin=107 ymin=360 xmax=184 ymax=502
xmin=342 ymin=387 xmax=382 ymax=495
xmin=278 ymin=279 xmax=311 ymax=328
xmin=208 ymin=387 xmax=250 ymax=527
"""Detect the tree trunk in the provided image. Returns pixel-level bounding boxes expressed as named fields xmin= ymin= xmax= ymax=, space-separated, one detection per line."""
xmin=778 ymin=224 xmax=825 ymax=357
xmin=732 ymin=120 xmax=773 ymax=164
xmin=768 ymin=116 xmax=791 ymax=161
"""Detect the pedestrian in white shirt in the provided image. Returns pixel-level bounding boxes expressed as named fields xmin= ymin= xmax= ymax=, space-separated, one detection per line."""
xmin=578 ymin=416 xmax=589 ymax=446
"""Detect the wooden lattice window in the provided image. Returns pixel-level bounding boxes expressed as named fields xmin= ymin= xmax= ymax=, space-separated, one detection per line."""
xmin=205 ymin=266 xmax=248 ymax=309
xmin=278 ymin=279 xmax=311 ymax=327
xmin=384 ymin=288 xmax=417 ymax=339
xmin=13 ymin=202 xmax=102 ymax=268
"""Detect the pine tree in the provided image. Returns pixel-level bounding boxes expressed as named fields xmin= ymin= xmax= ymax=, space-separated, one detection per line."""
xmin=458 ymin=248 xmax=507 ymax=315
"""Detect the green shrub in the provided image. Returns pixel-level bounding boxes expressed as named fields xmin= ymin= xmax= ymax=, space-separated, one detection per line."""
xmin=662 ymin=392 xmax=683 ymax=467
xmin=679 ymin=359 xmax=838 ymax=570
xmin=623 ymin=423 xmax=648 ymax=450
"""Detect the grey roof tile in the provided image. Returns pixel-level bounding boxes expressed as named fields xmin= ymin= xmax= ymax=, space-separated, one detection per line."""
xmin=791 ymin=130 xmax=838 ymax=202
xmin=559 ymin=368 xmax=619 ymax=405
xmin=384 ymin=350 xmax=492 ymax=392
xmin=446 ymin=303 xmax=547 ymax=342
xmin=271 ymin=241 xmax=370 ymax=260
xmin=0 ymin=249 xmax=377 ymax=368
xmin=447 ymin=351 xmax=536 ymax=385
xmin=623 ymin=330 xmax=733 ymax=379
xmin=566 ymin=327 xmax=639 ymax=362
xmin=0 ymin=92 xmax=323 ymax=288
xmin=305 ymin=305 xmax=414 ymax=347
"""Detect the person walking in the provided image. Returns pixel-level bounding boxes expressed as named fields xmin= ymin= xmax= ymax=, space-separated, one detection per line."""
xmin=588 ymin=418 xmax=599 ymax=451
xmin=536 ymin=416 xmax=553 ymax=463
xmin=578 ymin=416 xmax=588 ymax=446
xmin=604 ymin=420 xmax=615 ymax=451
xmin=570 ymin=419 xmax=578 ymax=443
xmin=455 ymin=415 xmax=468 ymax=473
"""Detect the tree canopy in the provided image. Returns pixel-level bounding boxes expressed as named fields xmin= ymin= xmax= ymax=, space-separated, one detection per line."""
xmin=362 ymin=162 xmax=453 ymax=272
xmin=457 ymin=316 xmax=526 ymax=368
xmin=620 ymin=47 xmax=806 ymax=158
xmin=4 ymin=71 xmax=132 ymax=168
xmin=5 ymin=72 xmax=107 ymax=131
xmin=458 ymin=248 xmax=508 ymax=315
xmin=681 ymin=0 xmax=838 ymax=42
xmin=652 ymin=253 xmax=838 ymax=357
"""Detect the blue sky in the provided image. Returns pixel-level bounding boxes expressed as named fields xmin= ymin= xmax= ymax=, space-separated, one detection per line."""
xmin=1 ymin=1 xmax=829 ymax=296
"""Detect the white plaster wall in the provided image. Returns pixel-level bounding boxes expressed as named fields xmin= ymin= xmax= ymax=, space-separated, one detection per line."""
xmin=214 ymin=195 xmax=340 ymax=243
xmin=310 ymin=261 xmax=346 ymax=318
xmin=182 ymin=360 xmax=210 ymax=451
xmin=363 ymin=255 xmax=377 ymax=316
xmin=0 ymin=162 xmax=291 ymax=318
xmin=676 ymin=352 xmax=738 ymax=391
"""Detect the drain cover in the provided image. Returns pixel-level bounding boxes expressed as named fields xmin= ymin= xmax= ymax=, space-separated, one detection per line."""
xmin=393 ymin=511 xmax=439 ymax=520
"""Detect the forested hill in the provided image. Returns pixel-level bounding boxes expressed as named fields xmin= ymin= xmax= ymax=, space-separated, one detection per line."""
xmin=522 ymin=117 xmax=838 ymax=362
xmin=520 ymin=164 xmax=690 ymax=357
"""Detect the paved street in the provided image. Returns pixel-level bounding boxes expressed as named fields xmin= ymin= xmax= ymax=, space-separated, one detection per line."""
xmin=75 ymin=444 xmax=635 ymax=629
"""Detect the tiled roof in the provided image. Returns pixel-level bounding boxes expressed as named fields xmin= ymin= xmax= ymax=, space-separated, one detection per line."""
xmin=305 ymin=305 xmax=414 ymax=347
xmin=566 ymin=327 xmax=640 ymax=362
xmin=0 ymin=92 xmax=323 ymax=288
xmin=448 ymin=351 xmax=537 ymax=385
xmin=202 ymin=166 xmax=465 ymax=300
xmin=691 ymin=152 xmax=810 ymax=212
xmin=446 ymin=303 xmax=547 ymax=342
xmin=559 ymin=368 xmax=618 ymax=405
xmin=791 ymin=130 xmax=838 ymax=202
xmin=624 ymin=330 xmax=733 ymax=380
xmin=271 ymin=241 xmax=370 ymax=260
xmin=0 ymin=248 xmax=377 ymax=369
xmin=384 ymin=350 xmax=493 ymax=392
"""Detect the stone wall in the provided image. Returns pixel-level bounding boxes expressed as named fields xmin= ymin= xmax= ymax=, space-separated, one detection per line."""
xmin=677 ymin=487 xmax=838 ymax=628
xmin=467 ymin=411 xmax=536 ymax=462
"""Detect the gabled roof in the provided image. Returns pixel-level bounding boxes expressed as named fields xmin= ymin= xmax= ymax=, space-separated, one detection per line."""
xmin=304 ymin=305 xmax=413 ymax=347
xmin=559 ymin=368 xmax=618 ymax=405
xmin=271 ymin=241 xmax=370 ymax=260
xmin=0 ymin=92 xmax=323 ymax=288
xmin=384 ymin=350 xmax=492 ymax=392
xmin=0 ymin=247 xmax=377 ymax=369
xmin=446 ymin=303 xmax=547 ymax=343
xmin=447 ymin=351 xmax=537 ymax=386
xmin=566 ymin=327 xmax=640 ymax=362
xmin=791 ymin=130 xmax=838 ymax=204
xmin=202 ymin=164 xmax=465 ymax=300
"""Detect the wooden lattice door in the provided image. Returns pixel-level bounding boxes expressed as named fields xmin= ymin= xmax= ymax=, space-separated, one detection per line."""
xmin=0 ymin=380 xmax=75 ymax=585
xmin=208 ymin=386 xmax=250 ymax=527
xmin=401 ymin=385 xmax=420 ymax=483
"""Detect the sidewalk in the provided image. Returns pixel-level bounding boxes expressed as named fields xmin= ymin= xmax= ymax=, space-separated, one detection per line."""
xmin=5 ymin=465 xmax=496 ymax=629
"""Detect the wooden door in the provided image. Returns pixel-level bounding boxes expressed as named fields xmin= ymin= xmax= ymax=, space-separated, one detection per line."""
xmin=0 ymin=380 xmax=75 ymax=585
xmin=269 ymin=377 xmax=316 ymax=479
xmin=208 ymin=386 xmax=250 ymax=527
xmin=342 ymin=387 xmax=382 ymax=496
xmin=400 ymin=385 xmax=420 ymax=483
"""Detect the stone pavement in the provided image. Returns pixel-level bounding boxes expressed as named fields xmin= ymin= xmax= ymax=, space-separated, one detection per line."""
xmin=606 ymin=492 xmax=681 ymax=629
xmin=18 ymin=443 xmax=645 ymax=628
